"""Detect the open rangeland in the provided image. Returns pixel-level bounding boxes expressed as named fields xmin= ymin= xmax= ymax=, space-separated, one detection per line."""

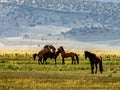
xmin=0 ymin=50 xmax=120 ymax=90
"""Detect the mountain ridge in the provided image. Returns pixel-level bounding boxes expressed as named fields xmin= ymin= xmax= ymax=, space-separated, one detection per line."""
xmin=0 ymin=0 xmax=120 ymax=49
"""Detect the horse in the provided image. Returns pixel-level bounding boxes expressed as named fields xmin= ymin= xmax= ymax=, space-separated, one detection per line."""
xmin=44 ymin=44 xmax=56 ymax=53
xmin=33 ymin=50 xmax=60 ymax=64
xmin=58 ymin=46 xmax=79 ymax=65
xmin=84 ymin=51 xmax=103 ymax=74
xmin=33 ymin=44 xmax=56 ymax=64
xmin=33 ymin=48 xmax=50 ymax=64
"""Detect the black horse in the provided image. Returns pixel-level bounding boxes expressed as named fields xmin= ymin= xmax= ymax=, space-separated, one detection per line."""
xmin=84 ymin=51 xmax=103 ymax=74
xmin=33 ymin=50 xmax=60 ymax=64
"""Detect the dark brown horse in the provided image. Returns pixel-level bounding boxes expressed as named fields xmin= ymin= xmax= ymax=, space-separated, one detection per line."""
xmin=58 ymin=46 xmax=79 ymax=65
xmin=84 ymin=51 xmax=103 ymax=74
xmin=33 ymin=50 xmax=60 ymax=64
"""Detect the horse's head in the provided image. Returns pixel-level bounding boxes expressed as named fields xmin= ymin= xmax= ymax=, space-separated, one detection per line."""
xmin=57 ymin=46 xmax=61 ymax=51
xmin=84 ymin=51 xmax=89 ymax=59
xmin=58 ymin=46 xmax=64 ymax=52
xmin=60 ymin=46 xmax=64 ymax=51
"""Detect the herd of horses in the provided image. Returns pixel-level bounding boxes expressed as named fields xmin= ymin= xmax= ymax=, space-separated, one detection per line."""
xmin=33 ymin=44 xmax=103 ymax=74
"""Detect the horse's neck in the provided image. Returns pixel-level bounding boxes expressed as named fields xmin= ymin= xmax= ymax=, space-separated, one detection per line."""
xmin=56 ymin=51 xmax=60 ymax=56
xmin=60 ymin=50 xmax=65 ymax=55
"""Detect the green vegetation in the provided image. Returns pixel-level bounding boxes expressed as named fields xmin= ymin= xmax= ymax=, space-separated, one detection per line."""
xmin=0 ymin=50 xmax=120 ymax=90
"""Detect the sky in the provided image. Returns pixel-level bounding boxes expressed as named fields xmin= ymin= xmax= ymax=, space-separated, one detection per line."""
xmin=96 ymin=0 xmax=120 ymax=2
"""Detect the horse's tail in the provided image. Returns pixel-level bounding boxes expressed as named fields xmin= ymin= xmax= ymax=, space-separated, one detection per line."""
xmin=75 ymin=53 xmax=79 ymax=64
xmin=33 ymin=53 xmax=38 ymax=61
xmin=99 ymin=56 xmax=103 ymax=74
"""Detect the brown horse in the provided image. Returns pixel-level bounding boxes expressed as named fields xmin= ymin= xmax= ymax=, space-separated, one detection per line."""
xmin=44 ymin=44 xmax=56 ymax=53
xmin=35 ymin=48 xmax=50 ymax=64
xmin=58 ymin=46 xmax=79 ymax=65
xmin=33 ymin=50 xmax=60 ymax=64
xmin=84 ymin=51 xmax=103 ymax=74
xmin=33 ymin=44 xmax=59 ymax=64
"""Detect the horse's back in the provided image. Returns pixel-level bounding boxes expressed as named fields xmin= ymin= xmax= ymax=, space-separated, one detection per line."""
xmin=96 ymin=55 xmax=102 ymax=61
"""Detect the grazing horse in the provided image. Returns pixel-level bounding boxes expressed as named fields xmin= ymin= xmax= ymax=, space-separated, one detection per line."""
xmin=84 ymin=51 xmax=103 ymax=74
xmin=33 ymin=50 xmax=60 ymax=64
xmin=58 ymin=46 xmax=79 ymax=65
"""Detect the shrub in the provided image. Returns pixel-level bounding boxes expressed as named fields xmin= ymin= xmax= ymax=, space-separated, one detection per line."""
xmin=0 ymin=60 xmax=9 ymax=63
xmin=7 ymin=65 xmax=19 ymax=70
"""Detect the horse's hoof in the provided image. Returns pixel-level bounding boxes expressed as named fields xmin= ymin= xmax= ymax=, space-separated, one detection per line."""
xmin=91 ymin=72 xmax=94 ymax=74
xmin=62 ymin=63 xmax=65 ymax=65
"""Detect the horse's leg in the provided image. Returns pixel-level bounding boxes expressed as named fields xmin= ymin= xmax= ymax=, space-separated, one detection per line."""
xmin=41 ymin=57 xmax=44 ymax=64
xmin=95 ymin=64 xmax=98 ymax=74
xmin=45 ymin=57 xmax=48 ymax=64
xmin=62 ymin=57 xmax=65 ymax=65
xmin=71 ymin=57 xmax=75 ymax=65
xmin=43 ymin=58 xmax=46 ymax=64
xmin=38 ymin=58 xmax=42 ymax=64
xmin=90 ymin=62 xmax=94 ymax=74
xmin=44 ymin=57 xmax=48 ymax=64
xmin=40 ymin=58 xmax=43 ymax=64
xmin=71 ymin=57 xmax=73 ymax=64
xmin=91 ymin=64 xmax=94 ymax=74
xmin=43 ymin=58 xmax=45 ymax=64
xmin=38 ymin=58 xmax=40 ymax=64
xmin=54 ymin=58 xmax=56 ymax=65
xmin=74 ymin=57 xmax=76 ymax=64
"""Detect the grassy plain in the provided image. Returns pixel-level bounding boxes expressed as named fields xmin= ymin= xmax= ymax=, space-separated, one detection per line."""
xmin=0 ymin=50 xmax=120 ymax=90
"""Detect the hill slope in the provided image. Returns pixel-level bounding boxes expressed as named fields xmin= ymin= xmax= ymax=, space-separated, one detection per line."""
xmin=0 ymin=0 xmax=120 ymax=49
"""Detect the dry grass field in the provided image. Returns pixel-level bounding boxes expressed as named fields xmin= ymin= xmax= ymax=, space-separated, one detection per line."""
xmin=0 ymin=50 xmax=120 ymax=90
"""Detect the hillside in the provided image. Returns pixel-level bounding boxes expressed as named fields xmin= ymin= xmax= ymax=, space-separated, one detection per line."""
xmin=0 ymin=0 xmax=120 ymax=50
